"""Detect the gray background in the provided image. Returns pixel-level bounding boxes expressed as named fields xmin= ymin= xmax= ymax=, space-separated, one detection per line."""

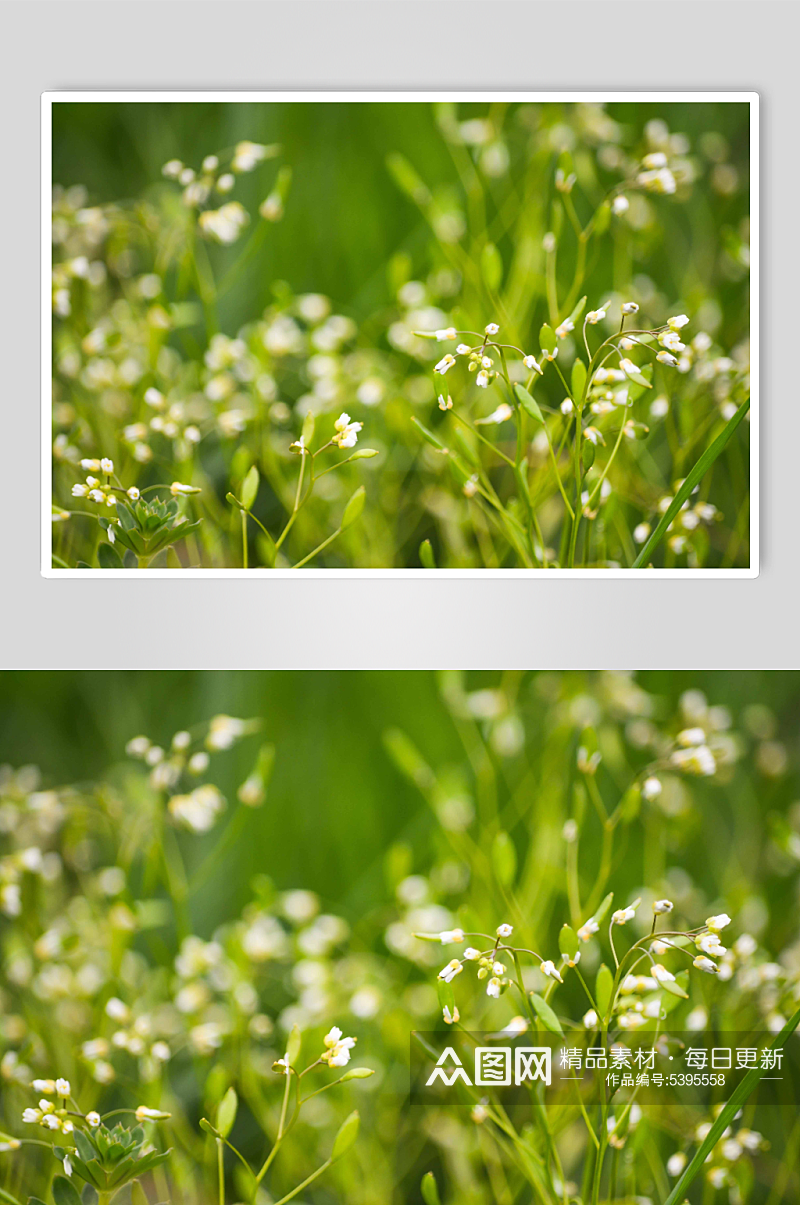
xmin=3 ymin=0 xmax=796 ymax=670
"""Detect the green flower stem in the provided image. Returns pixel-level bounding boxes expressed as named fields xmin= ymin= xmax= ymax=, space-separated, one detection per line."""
xmin=270 ymin=1158 xmax=333 ymax=1205
xmin=217 ymin=1137 xmax=225 ymax=1205
xmin=292 ymin=525 xmax=343 ymax=570
xmin=241 ymin=510 xmax=248 ymax=569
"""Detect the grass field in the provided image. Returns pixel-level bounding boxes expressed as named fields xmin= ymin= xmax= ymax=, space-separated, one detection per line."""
xmin=50 ymin=100 xmax=752 ymax=569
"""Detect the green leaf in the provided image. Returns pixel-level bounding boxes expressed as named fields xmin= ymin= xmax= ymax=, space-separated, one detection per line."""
xmin=596 ymin=964 xmax=614 ymax=1016
xmin=492 ymin=831 xmax=517 ymax=887
xmin=539 ymin=323 xmax=557 ymax=353
xmin=226 ymin=492 xmax=244 ymax=510
xmin=341 ymin=485 xmax=366 ymax=530
xmin=241 ymin=466 xmax=259 ymax=511
xmin=349 ymin=448 xmax=379 ymax=460
xmin=514 ymin=383 xmax=543 ymax=424
xmin=52 ymin=1179 xmax=83 ymax=1205
xmin=568 ymin=295 xmax=587 ymax=325
xmin=593 ymin=892 xmax=614 ymax=926
xmin=115 ymin=502 xmax=136 ymax=532
xmin=0 ymin=1191 xmax=21 ymax=1205
xmin=437 ymin=976 xmax=455 ymax=1019
xmin=633 ymin=397 xmax=750 ymax=568
xmin=619 ymin=785 xmax=641 ymax=822
xmin=558 ymin=924 xmax=579 ymax=959
xmin=286 ymin=1023 xmax=302 ymax=1067
xmin=386 ymin=153 xmax=430 ymax=206
xmin=419 ymin=539 xmax=436 ymax=569
xmin=658 ymin=975 xmax=689 ymax=999
xmin=73 ymin=1130 xmax=97 ymax=1163
xmin=97 ymin=542 xmax=123 ymax=569
xmin=339 ymin=1067 xmax=375 ymax=1081
xmin=529 ymin=992 xmax=563 ymax=1036
xmin=421 ymin=1172 xmax=442 ymax=1205
xmin=571 ymin=357 xmax=587 ymax=402
xmin=302 ymin=411 xmax=315 ymax=448
xmin=216 ymin=1087 xmax=237 ymax=1139
xmin=481 ymin=242 xmax=503 ymax=292
xmin=130 ymin=1182 xmax=148 ymax=1205
xmin=331 ymin=1109 xmax=360 ymax=1160
xmin=665 ymin=1006 xmax=800 ymax=1205
xmin=411 ymin=416 xmax=447 ymax=452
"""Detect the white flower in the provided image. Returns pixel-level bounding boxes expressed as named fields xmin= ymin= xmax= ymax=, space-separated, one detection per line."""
xmin=651 ymin=964 xmax=675 ymax=984
xmin=523 ymin=354 xmax=543 ymax=374
xmin=612 ymin=901 xmax=640 ymax=925
xmin=85 ymin=1111 xmax=101 ymax=1126
xmin=670 ymin=745 xmax=716 ymax=776
xmin=621 ymin=302 xmax=639 ymax=315
xmin=463 ymin=947 xmax=481 ymax=961
xmin=652 ymin=898 xmax=673 ymax=914
xmin=611 ymin=196 xmax=629 ymax=215
xmin=438 ymin=959 xmax=463 ymax=983
xmin=693 ymin=955 xmax=718 ymax=974
xmin=659 ymin=330 xmax=685 ymax=352
xmin=555 ymin=319 xmax=574 ymax=339
xmin=657 ymin=351 xmax=678 ymax=367
xmin=583 ymin=1009 xmax=599 ymax=1028
xmin=71 ymin=484 xmax=88 ymax=498
xmin=170 ymin=481 xmax=200 ymax=496
xmin=543 ymin=346 xmax=558 ymax=361
xmin=435 ymin=327 xmax=457 ymax=341
xmin=475 ymin=371 xmax=490 ymax=388
xmin=437 ymin=393 xmax=453 ymax=411
xmin=199 ymin=202 xmax=249 ymax=245
xmin=32 ymin=1079 xmax=55 ymax=1095
xmin=80 ymin=459 xmax=101 ymax=471
xmin=456 ymin=343 xmax=471 ymax=355
xmin=705 ymin=913 xmax=732 ymax=933
xmin=477 ymin=403 xmax=512 ymax=424
xmin=642 ymin=777 xmax=662 ymax=800
xmin=637 ymin=167 xmax=677 ymax=195
xmin=643 ymin=152 xmax=668 ymax=170
xmin=586 ymin=304 xmax=610 ymax=324
xmin=22 ymin=1108 xmax=41 ymax=1124
xmin=486 ymin=977 xmax=501 ymax=998
xmin=696 ymin=933 xmax=726 ymax=957
xmin=88 ymin=490 xmax=106 ymax=504
xmin=667 ymin=1152 xmax=687 ymax=1177
xmin=442 ymin=1004 xmax=459 ymax=1024
xmin=434 ymin=354 xmax=456 ymax=375
xmin=560 ymin=399 xmax=574 ymax=416
xmin=100 ymin=458 xmax=113 ymax=473
xmin=439 ymin=928 xmax=465 ymax=944
xmin=540 ymin=960 xmax=563 ymax=983
xmin=232 ymin=141 xmax=269 ymax=172
xmin=496 ymin=924 xmax=513 ymax=938
xmin=55 ymin=1078 xmax=70 ymax=1097
xmin=492 ymin=961 xmax=506 ymax=976
xmin=668 ymin=314 xmax=690 ymax=331
xmin=485 ymin=323 xmax=499 ymax=335
xmin=332 ymin=412 xmax=363 ymax=449
xmin=322 ymin=1025 xmax=357 ymax=1067
xmin=619 ymin=358 xmax=640 ymax=376
xmin=577 ymin=918 xmax=599 ymax=942
xmin=135 ymin=1105 xmax=171 ymax=1122
xmin=127 ymin=487 xmax=140 ymax=501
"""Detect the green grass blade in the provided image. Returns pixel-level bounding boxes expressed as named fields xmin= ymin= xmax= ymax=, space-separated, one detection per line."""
xmin=632 ymin=397 xmax=750 ymax=568
xmin=664 ymin=1005 xmax=800 ymax=1205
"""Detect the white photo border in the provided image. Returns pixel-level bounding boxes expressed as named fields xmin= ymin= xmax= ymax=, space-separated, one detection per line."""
xmin=41 ymin=90 xmax=759 ymax=579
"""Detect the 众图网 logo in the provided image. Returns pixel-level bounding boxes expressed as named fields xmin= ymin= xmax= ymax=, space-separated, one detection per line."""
xmin=426 ymin=1046 xmax=552 ymax=1088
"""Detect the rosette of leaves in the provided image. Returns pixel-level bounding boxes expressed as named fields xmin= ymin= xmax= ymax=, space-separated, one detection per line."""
xmin=98 ymin=497 xmax=201 ymax=568
xmin=37 ymin=1124 xmax=171 ymax=1202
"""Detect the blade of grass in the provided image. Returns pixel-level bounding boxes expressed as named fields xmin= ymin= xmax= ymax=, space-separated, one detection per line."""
xmin=632 ymin=397 xmax=750 ymax=568
xmin=664 ymin=1005 xmax=800 ymax=1205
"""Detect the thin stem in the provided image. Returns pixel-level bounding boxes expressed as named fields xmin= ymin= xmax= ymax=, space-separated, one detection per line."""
xmin=241 ymin=511 xmax=248 ymax=569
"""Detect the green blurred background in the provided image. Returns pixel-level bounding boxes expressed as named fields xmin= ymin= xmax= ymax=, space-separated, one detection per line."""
xmin=52 ymin=100 xmax=751 ymax=339
xmin=0 ymin=670 xmax=794 ymax=937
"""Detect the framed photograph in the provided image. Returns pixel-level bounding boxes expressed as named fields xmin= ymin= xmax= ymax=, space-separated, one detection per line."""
xmin=43 ymin=92 xmax=758 ymax=576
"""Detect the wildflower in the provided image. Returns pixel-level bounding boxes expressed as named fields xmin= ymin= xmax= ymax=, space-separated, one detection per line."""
xmin=437 ymin=393 xmax=453 ymax=411
xmin=659 ymin=330 xmax=685 ymax=353
xmin=486 ymin=977 xmax=501 ymax=998
xmin=135 ymin=1105 xmax=171 ymax=1122
xmin=100 ymin=458 xmax=113 ymax=473
xmin=456 ymin=343 xmax=471 ymax=355
xmin=22 ymin=1108 xmax=42 ymax=1124
xmin=523 ymin=354 xmax=543 ymax=374
xmin=653 ymin=898 xmax=673 ymax=914
xmin=657 ymin=351 xmax=678 ymax=367
xmin=693 ymin=955 xmax=718 ymax=974
xmin=612 ymin=901 xmax=640 ymax=925
xmin=637 ymin=167 xmax=677 ymax=195
xmin=434 ymin=327 xmax=456 ymax=341
xmin=670 ymin=745 xmax=716 ymax=776
xmin=471 ymin=1104 xmax=489 ymax=1123
xmin=439 ymin=928 xmax=465 ymax=944
xmin=162 ymin=159 xmax=183 ymax=179
xmin=543 ymin=346 xmax=558 ymax=361
xmin=232 ymin=141 xmax=270 ymax=172
xmin=496 ymin=923 xmax=513 ymax=938
xmin=32 ymin=1079 xmax=56 ymax=1094
xmin=442 ymin=1004 xmax=459 ymax=1024
xmin=555 ymin=319 xmax=574 ymax=339
xmin=651 ymin=964 xmax=675 ymax=984
xmin=127 ymin=487 xmax=140 ymax=501
xmin=199 ymin=203 xmax=249 ymax=245
xmin=642 ymin=777 xmax=662 ymax=800
xmin=587 ymin=303 xmax=610 ymax=323
xmin=476 ymin=403 xmax=512 ymax=423
xmin=55 ymin=1078 xmax=70 ymax=1097
xmin=438 ymin=959 xmax=463 ymax=983
xmin=561 ymin=399 xmax=574 ymax=416
xmin=85 ymin=1111 xmax=101 ymax=1126
xmin=643 ymin=152 xmax=668 ymax=170
xmin=434 ymin=354 xmax=456 ymax=375
xmin=583 ymin=1009 xmax=598 ymax=1028
xmin=540 ymin=960 xmax=563 ymax=983
xmin=578 ymin=918 xmax=599 ymax=942
xmin=332 ymin=412 xmax=363 ymax=449
xmin=611 ymin=195 xmax=629 ymax=215
xmin=485 ymin=323 xmax=499 ymax=335
xmin=475 ymin=371 xmax=490 ymax=388
xmin=696 ymin=933 xmax=726 ymax=957
xmin=463 ymin=947 xmax=481 ymax=960
xmin=492 ymin=961 xmax=506 ymax=976
xmin=619 ymin=358 xmax=640 ymax=377
xmin=705 ymin=913 xmax=732 ymax=933
xmin=321 ymin=1026 xmax=356 ymax=1067
xmin=621 ymin=302 xmax=639 ymax=315
xmin=170 ymin=481 xmax=200 ymax=495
